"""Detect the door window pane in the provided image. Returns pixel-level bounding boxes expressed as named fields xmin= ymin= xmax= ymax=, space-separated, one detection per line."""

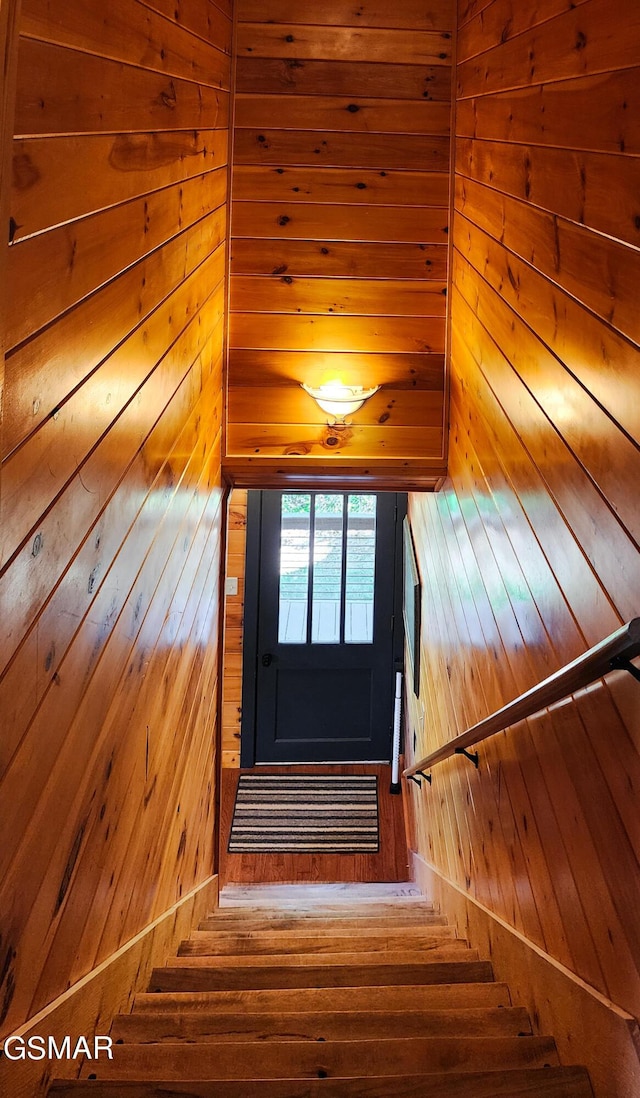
xmin=278 ymin=494 xmax=310 ymax=643
xmin=345 ymin=495 xmax=376 ymax=643
xmin=277 ymin=492 xmax=377 ymax=645
xmin=311 ymin=494 xmax=344 ymax=644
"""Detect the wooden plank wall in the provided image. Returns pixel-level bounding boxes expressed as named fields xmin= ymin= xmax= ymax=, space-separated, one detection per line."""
xmin=0 ymin=0 xmax=231 ymax=1038
xmin=407 ymin=0 xmax=640 ymax=1022
xmin=222 ymin=489 xmax=248 ymax=768
xmin=226 ymin=0 xmax=453 ymax=488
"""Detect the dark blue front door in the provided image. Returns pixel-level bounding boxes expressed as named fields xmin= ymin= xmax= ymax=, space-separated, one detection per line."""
xmin=244 ymin=491 xmax=404 ymax=764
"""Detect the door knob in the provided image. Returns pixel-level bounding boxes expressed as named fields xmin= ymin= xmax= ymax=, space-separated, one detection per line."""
xmin=261 ymin=653 xmax=273 ymax=667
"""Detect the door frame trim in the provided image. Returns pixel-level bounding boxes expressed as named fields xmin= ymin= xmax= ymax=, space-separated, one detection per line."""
xmin=239 ymin=489 xmax=263 ymax=767
xmin=239 ymin=490 xmax=407 ymax=768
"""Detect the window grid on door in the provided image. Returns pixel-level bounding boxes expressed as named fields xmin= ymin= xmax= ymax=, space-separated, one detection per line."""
xmin=278 ymin=493 xmax=377 ymax=645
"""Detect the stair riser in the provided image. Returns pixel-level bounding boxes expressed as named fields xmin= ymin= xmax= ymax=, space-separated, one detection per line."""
xmin=47 ymin=1066 xmax=596 ymax=1097
xmin=79 ymin=1036 xmax=560 ymax=1081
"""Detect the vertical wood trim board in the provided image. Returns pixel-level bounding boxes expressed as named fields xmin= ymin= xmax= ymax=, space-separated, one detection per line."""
xmin=222 ymin=488 xmax=248 ymax=769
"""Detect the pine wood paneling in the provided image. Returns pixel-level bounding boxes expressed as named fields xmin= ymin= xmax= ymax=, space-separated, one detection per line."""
xmin=235 ymin=95 xmax=452 ymax=135
xmin=406 ymin=0 xmax=640 ymax=1056
xmin=234 ymin=132 xmax=450 ymax=171
xmin=236 ymin=24 xmax=452 ymax=65
xmin=226 ymin=0 xmax=453 ymax=488
xmin=16 ymin=40 xmax=229 ymax=134
xmin=237 ymin=0 xmax=453 ymax=29
xmin=456 ymin=65 xmax=640 ymax=155
xmin=455 ymin=138 xmax=640 ymax=249
xmin=0 ymin=0 xmax=230 ymax=1045
xmin=0 ymin=877 xmax=218 ymax=1098
xmin=232 ymin=166 xmax=450 ymax=206
xmin=457 ymin=0 xmax=640 ymax=98
xmin=232 ymin=202 xmax=448 ymax=242
xmin=221 ymin=490 xmax=248 ymax=769
xmin=229 ymin=350 xmax=446 ymax=389
xmin=11 ymin=132 xmax=228 ymax=243
xmin=231 ymin=239 xmax=448 ymax=279
xmin=236 ymin=58 xmax=452 ymax=99
xmin=231 ymin=277 xmax=447 ymax=317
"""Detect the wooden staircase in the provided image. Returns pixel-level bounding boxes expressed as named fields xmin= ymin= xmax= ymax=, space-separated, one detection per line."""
xmin=49 ymin=883 xmax=594 ymax=1097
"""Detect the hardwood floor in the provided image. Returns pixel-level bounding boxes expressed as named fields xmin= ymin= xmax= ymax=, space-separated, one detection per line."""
xmin=219 ymin=765 xmax=409 ymax=883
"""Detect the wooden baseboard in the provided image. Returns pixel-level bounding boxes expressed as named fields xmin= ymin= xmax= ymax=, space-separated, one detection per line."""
xmin=412 ymin=852 xmax=640 ymax=1098
xmin=0 ymin=875 xmax=218 ymax=1098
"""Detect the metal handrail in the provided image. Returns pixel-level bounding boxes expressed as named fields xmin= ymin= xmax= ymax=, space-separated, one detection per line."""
xmin=404 ymin=617 xmax=640 ymax=781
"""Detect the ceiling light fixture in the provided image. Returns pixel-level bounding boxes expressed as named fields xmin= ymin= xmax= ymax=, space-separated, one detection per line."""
xmin=301 ymin=381 xmax=380 ymax=425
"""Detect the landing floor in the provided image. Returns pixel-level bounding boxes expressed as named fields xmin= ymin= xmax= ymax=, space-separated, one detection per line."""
xmin=219 ymin=764 xmax=409 ymax=885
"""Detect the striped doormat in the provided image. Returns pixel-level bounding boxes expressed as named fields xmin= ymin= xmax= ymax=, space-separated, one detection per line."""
xmin=228 ymin=774 xmax=379 ymax=854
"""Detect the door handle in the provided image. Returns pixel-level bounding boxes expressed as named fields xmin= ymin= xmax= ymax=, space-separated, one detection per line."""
xmin=261 ymin=653 xmax=273 ymax=667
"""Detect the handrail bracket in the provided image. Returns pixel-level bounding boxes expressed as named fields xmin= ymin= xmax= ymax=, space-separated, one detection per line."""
xmin=408 ymin=771 xmax=432 ymax=787
xmin=455 ymin=747 xmax=479 ymax=768
xmin=610 ymin=656 xmax=640 ymax=683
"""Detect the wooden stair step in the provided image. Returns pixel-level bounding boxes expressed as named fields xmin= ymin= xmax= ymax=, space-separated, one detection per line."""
xmin=216 ymin=902 xmax=435 ymax=915
xmin=79 ymin=1036 xmax=560 ymax=1080
xmin=219 ymin=884 xmax=424 ymax=900
xmin=198 ymin=913 xmax=448 ymax=932
xmin=178 ymin=931 xmax=459 ymax=956
xmin=148 ymin=960 xmax=493 ymax=992
xmin=48 ymin=1066 xmax=595 ymax=1096
xmin=170 ymin=945 xmax=476 ymax=966
xmin=111 ymin=1005 xmax=533 ymax=1044
xmin=133 ymin=982 xmax=512 ymax=1014
xmin=183 ymin=926 xmax=458 ymax=953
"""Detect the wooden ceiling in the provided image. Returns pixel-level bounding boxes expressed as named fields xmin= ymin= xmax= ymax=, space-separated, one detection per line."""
xmin=224 ymin=0 xmax=454 ymax=489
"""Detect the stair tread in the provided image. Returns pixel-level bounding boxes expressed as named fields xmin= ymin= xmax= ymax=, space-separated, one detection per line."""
xmin=49 ymin=1065 xmax=595 ymax=1096
xmin=169 ymin=946 xmax=477 ymax=966
xmin=219 ymin=884 xmax=424 ymax=898
xmin=133 ymin=983 xmax=512 ymax=1013
xmin=81 ymin=1036 xmax=560 ymax=1080
xmin=181 ymin=929 xmax=456 ymax=955
xmin=148 ymin=960 xmax=494 ymax=992
xmin=111 ymin=1005 xmax=532 ymax=1042
xmin=198 ymin=914 xmax=448 ymax=931
xmin=216 ymin=902 xmax=435 ymax=915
